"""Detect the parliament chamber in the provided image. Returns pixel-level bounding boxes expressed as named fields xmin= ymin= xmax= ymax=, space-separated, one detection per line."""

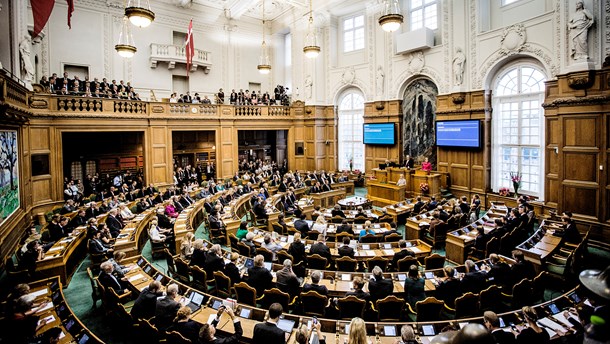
xmin=0 ymin=0 xmax=609 ymax=343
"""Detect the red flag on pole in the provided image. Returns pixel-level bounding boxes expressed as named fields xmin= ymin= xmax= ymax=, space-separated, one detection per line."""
xmin=67 ymin=0 xmax=75 ymax=29
xmin=32 ymin=0 xmax=56 ymax=38
xmin=185 ymin=19 xmax=194 ymax=76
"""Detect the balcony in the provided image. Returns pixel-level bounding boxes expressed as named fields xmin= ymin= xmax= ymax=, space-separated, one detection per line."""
xmin=150 ymin=43 xmax=212 ymax=73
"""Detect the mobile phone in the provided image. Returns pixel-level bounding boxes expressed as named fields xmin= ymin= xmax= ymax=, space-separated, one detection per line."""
xmin=313 ymin=316 xmax=318 ymax=325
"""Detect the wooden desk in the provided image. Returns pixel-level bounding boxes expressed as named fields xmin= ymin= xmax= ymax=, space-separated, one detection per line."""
xmin=331 ymin=181 xmax=355 ymax=195
xmin=310 ymin=189 xmax=346 ymax=209
xmin=385 ymin=202 xmax=414 ymax=224
xmin=367 ymin=181 xmax=406 ymax=207
xmin=517 ymin=220 xmax=563 ymax=266
xmin=114 ymin=209 xmax=155 ymax=258
xmin=36 ymin=227 xmax=88 ymax=285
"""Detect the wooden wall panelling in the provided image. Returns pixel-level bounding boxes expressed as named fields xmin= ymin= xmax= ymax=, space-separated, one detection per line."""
xmin=218 ymin=123 xmax=236 ymax=178
xmin=149 ymin=125 xmax=170 ymax=185
xmin=30 ymin=126 xmax=53 ymax=206
xmin=363 ymin=100 xmax=403 ymax=173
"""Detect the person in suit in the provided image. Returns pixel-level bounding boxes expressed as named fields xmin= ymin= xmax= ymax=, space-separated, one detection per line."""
xmin=561 ymin=215 xmax=582 ymax=244
xmin=412 ymin=197 xmax=425 ymax=214
xmin=105 ymin=209 xmax=124 ymax=238
xmin=435 ymin=266 xmax=462 ymax=308
xmin=167 ymin=306 xmax=201 ymax=343
xmin=337 ymin=236 xmax=355 ymax=258
xmin=331 ymin=205 xmax=346 ymax=218
xmin=483 ymin=253 xmax=511 ymax=288
xmin=460 ymin=260 xmax=487 ymax=294
xmin=262 ymin=234 xmax=283 ymax=261
xmin=336 ymin=219 xmax=354 ymax=235
xmin=483 ymin=311 xmax=516 ymax=344
xmin=403 ymin=265 xmax=425 ymax=308
xmin=189 ymin=240 xmax=207 ymax=268
xmin=309 ymin=234 xmax=332 ymax=262
xmin=131 ymin=281 xmax=163 ymax=320
xmin=204 ymin=244 xmax=225 ymax=278
xmin=293 ymin=213 xmax=310 ymax=235
xmin=98 ymin=261 xmax=128 ymax=295
xmin=155 ymin=283 xmax=181 ymax=332
xmin=246 ymin=255 xmax=273 ymax=296
xmin=88 ymin=230 xmax=113 ymax=257
xmin=223 ymin=252 xmax=242 ymax=285
xmin=392 ymin=240 xmax=415 ymax=271
xmin=346 ymin=276 xmax=370 ymax=301
xmin=198 ymin=306 xmax=243 ymax=343
xmin=253 ymin=303 xmax=287 ymax=343
xmin=302 ymin=270 xmax=328 ymax=296
xmin=510 ymin=250 xmax=535 ymax=287
xmin=275 ymin=259 xmax=301 ymax=298
xmin=288 ymin=232 xmax=306 ymax=264
xmin=240 ymin=232 xmax=257 ymax=257
xmin=85 ymin=202 xmax=103 ymax=219
xmin=404 ymin=155 xmax=414 ymax=169
xmin=368 ymin=266 xmax=393 ymax=302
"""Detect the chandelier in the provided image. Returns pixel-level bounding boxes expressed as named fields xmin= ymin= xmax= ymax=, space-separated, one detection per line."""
xmin=303 ymin=0 xmax=320 ymax=58
xmin=115 ymin=16 xmax=137 ymax=58
xmin=257 ymin=1 xmax=271 ymax=74
xmin=125 ymin=0 xmax=155 ymax=28
xmin=378 ymin=0 xmax=403 ymax=32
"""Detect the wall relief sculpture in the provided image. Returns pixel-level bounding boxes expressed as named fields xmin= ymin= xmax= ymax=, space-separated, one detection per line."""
xmin=402 ymin=79 xmax=438 ymax=168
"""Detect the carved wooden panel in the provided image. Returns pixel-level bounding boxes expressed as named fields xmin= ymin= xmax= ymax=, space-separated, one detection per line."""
xmin=32 ymin=178 xmax=52 ymax=204
xmin=562 ymin=186 xmax=597 ymax=218
xmin=564 ymin=117 xmax=598 ymax=148
xmin=30 ymin=127 xmax=50 ymax=151
xmin=547 ymin=118 xmax=559 ymax=145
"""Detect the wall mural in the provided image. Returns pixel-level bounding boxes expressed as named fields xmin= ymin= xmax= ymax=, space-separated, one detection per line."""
xmin=402 ymin=79 xmax=438 ymax=167
xmin=0 ymin=130 xmax=19 ymax=225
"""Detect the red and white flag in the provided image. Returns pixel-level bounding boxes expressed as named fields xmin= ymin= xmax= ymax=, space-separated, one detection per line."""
xmin=185 ymin=19 xmax=194 ymax=76
xmin=31 ymin=0 xmax=75 ymax=38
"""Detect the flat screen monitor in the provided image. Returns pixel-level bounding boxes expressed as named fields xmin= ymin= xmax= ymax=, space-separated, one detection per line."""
xmin=363 ymin=123 xmax=395 ymax=145
xmin=436 ymin=120 xmax=481 ymax=148
xmin=277 ymin=318 xmax=295 ymax=333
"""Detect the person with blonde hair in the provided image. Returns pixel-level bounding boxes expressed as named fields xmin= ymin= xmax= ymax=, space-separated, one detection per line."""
xmin=347 ymin=318 xmax=370 ymax=344
xmin=247 ymin=254 xmax=273 ymax=295
xmin=516 ymin=306 xmax=550 ymax=342
xmin=190 ymin=239 xmax=207 ymax=268
xmin=108 ymin=250 xmax=132 ymax=278
xmin=167 ymin=306 xmax=201 ymax=343
xmin=223 ymin=252 xmax=242 ymax=284
xmin=288 ymin=232 xmax=306 ymax=264
xmin=179 ymin=232 xmax=195 ymax=260
xmin=311 ymin=215 xmax=327 ymax=233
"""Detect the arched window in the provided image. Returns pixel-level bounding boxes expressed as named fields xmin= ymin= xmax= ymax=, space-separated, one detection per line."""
xmin=492 ymin=64 xmax=546 ymax=198
xmin=338 ymin=91 xmax=365 ymax=171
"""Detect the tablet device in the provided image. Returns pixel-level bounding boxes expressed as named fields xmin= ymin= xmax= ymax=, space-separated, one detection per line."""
xmin=144 ymin=265 xmax=152 ymax=274
xmin=50 ymin=280 xmax=60 ymax=291
xmin=383 ymin=244 xmax=392 ymax=249
xmin=264 ymin=262 xmax=272 ymax=271
xmin=210 ymin=299 xmax=222 ymax=310
xmin=499 ymin=317 xmax=506 ymax=328
xmin=155 ymin=274 xmax=165 ymax=283
xmin=568 ymin=291 xmax=581 ymax=303
xmin=362 ymin=244 xmax=370 ymax=250
xmin=244 ymin=258 xmax=254 ymax=269
xmin=383 ymin=325 xmax=396 ymax=336
xmin=405 ymin=242 xmax=413 ymax=248
xmin=547 ymin=303 xmax=560 ymax=315
xmin=277 ymin=318 xmax=295 ymax=333
xmin=421 ymin=325 xmax=435 ymax=336
xmin=424 ymin=272 xmax=435 ymax=279
xmin=397 ymin=274 xmax=406 ymax=281
xmin=239 ymin=308 xmax=251 ymax=318
xmin=77 ymin=334 xmax=90 ymax=344
xmin=137 ymin=257 xmax=145 ymax=267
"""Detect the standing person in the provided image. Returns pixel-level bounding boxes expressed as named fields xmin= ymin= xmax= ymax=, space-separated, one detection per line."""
xmin=252 ymin=303 xmax=287 ymax=343
xmin=421 ymin=157 xmax=432 ymax=172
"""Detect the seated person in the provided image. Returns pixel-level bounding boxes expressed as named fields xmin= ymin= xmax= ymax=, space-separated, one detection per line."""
xmin=262 ymin=234 xmax=283 ymax=261
xmin=241 ymin=232 xmax=257 ymax=257
xmin=287 ymin=232 xmax=306 ymax=264
xmin=392 ymin=240 xmax=415 ymax=270
xmin=189 ymin=239 xmax=208 ymax=268
xmin=293 ymin=213 xmax=310 ymax=234
xmin=461 ymin=259 xmax=487 ymax=294
xmin=199 ymin=305 xmax=243 ymax=344
xmin=331 ymin=205 xmax=346 ymax=218
xmin=167 ymin=306 xmax=201 ymax=343
xmin=510 ymin=250 xmax=535 ymax=286
xmin=309 ymin=234 xmax=332 ymax=262
xmin=358 ymin=221 xmax=376 ymax=240
xmin=20 ymin=240 xmax=45 ymax=274
xmin=88 ymin=230 xmax=114 ymax=258
xmin=336 ymin=219 xmax=354 ymax=235
xmin=208 ymin=210 xmax=226 ymax=237
xmin=223 ymin=252 xmax=243 ymax=285
xmin=204 ymin=244 xmax=225 ymax=277
xmin=345 ymin=276 xmax=370 ymax=301
xmin=131 ymin=281 xmax=163 ymax=320
xmin=303 ymin=270 xmax=328 ymax=296
xmin=155 ymin=283 xmax=181 ymax=332
xmin=396 ymin=174 xmax=407 ymax=186
xmin=235 ymin=221 xmax=249 ymax=240
xmin=311 ymin=216 xmax=327 ymax=233
xmin=98 ymin=261 xmax=128 ymax=295
xmin=275 ymin=259 xmax=301 ymax=297
xmin=403 ymin=265 xmax=425 ymax=307
xmin=354 ymin=206 xmax=367 ymax=219
xmin=246 ymin=254 xmax=273 ymax=296
xmin=337 ymin=236 xmax=355 ymax=258
xmin=435 ymin=266 xmax=461 ymax=308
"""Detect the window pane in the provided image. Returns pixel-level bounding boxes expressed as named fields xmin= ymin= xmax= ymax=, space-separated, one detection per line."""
xmin=344 ymin=18 xmax=353 ymax=30
xmin=411 ymin=0 xmax=423 ymax=9
xmin=424 ymin=5 xmax=437 ymax=30
xmin=410 ymin=9 xmax=423 ymax=30
xmin=354 ymin=15 xmax=364 ymax=28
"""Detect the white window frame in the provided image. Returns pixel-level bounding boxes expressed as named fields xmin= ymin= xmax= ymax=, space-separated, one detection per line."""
xmin=501 ymin=0 xmax=522 ymax=6
xmin=408 ymin=0 xmax=438 ymax=31
xmin=343 ymin=14 xmax=365 ymax=53
xmin=338 ymin=91 xmax=365 ymax=172
xmin=492 ymin=63 xmax=546 ymax=199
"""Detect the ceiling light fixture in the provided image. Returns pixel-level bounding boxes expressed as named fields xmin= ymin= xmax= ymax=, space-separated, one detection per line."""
xmin=303 ymin=0 xmax=320 ymax=59
xmin=257 ymin=1 xmax=271 ymax=74
xmin=125 ymin=0 xmax=155 ymax=28
xmin=379 ymin=0 xmax=403 ymax=32
xmin=115 ymin=16 xmax=137 ymax=58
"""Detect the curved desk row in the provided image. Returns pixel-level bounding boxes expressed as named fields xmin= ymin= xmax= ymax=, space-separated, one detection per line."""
xmin=124 ymin=255 xmax=584 ymax=343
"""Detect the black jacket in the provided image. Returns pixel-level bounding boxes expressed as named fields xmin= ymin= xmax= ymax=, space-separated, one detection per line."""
xmin=252 ymin=321 xmax=286 ymax=344
xmin=190 ymin=249 xmax=207 ymax=268
xmin=309 ymin=242 xmax=332 ymax=262
xmin=392 ymin=249 xmax=414 ymax=270
xmin=288 ymin=241 xmax=306 ymax=264
xmin=202 ymin=318 xmax=243 ymax=344
xmin=293 ymin=219 xmax=310 ymax=234
xmin=337 ymin=245 xmax=355 ymax=258
xmin=168 ymin=320 xmax=201 ymax=343
xmin=205 ymin=253 xmax=225 ymax=278
xmin=368 ymin=277 xmax=393 ymax=302
xmin=131 ymin=287 xmax=162 ymax=320
xmin=224 ymin=262 xmax=241 ymax=285
xmin=302 ymin=283 xmax=328 ymax=296
xmin=247 ymin=266 xmax=273 ymax=296
xmin=155 ymin=296 xmax=181 ymax=332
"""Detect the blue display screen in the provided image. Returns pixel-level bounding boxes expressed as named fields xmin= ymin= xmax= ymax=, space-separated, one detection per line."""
xmin=435 ymin=120 xmax=481 ymax=148
xmin=363 ymin=123 xmax=395 ymax=144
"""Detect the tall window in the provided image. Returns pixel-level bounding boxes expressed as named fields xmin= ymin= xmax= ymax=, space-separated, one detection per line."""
xmin=343 ymin=15 xmax=364 ymax=53
xmin=492 ymin=64 xmax=546 ymax=197
xmin=338 ymin=91 xmax=365 ymax=171
xmin=501 ymin=0 xmax=521 ymax=6
xmin=409 ymin=0 xmax=438 ymax=30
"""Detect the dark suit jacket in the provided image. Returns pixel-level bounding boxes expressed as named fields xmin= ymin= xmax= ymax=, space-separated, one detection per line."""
xmin=190 ymin=249 xmax=207 ymax=268
xmin=337 ymin=245 xmax=355 ymax=258
xmin=98 ymin=272 xmax=125 ymax=294
xmin=88 ymin=238 xmax=108 ymax=255
xmin=331 ymin=209 xmax=346 ymax=218
xmin=247 ymin=266 xmax=273 ymax=296
xmin=487 ymin=262 xmax=511 ymax=287
xmin=105 ymin=215 xmax=123 ymax=237
xmin=460 ymin=271 xmax=487 ymax=294
xmin=511 ymin=261 xmax=535 ymax=286
xmin=288 ymin=241 xmax=306 ymax=264
xmin=131 ymin=287 xmax=162 ymax=320
xmin=309 ymin=242 xmax=332 ymax=262
xmin=435 ymin=278 xmax=461 ymax=307
xmin=205 ymin=253 xmax=225 ymax=277
xmin=275 ymin=268 xmax=300 ymax=297
xmin=392 ymin=249 xmax=414 ymax=270
xmin=491 ymin=329 xmax=517 ymax=344
xmin=345 ymin=289 xmax=370 ymax=302
xmin=224 ymin=262 xmax=241 ymax=285
xmin=368 ymin=277 xmax=393 ymax=302
xmin=168 ymin=319 xmax=201 ymax=343
xmin=302 ymin=283 xmax=328 ymax=296
xmin=48 ymin=223 xmax=66 ymax=242
xmin=252 ymin=321 xmax=285 ymax=344
xmin=336 ymin=224 xmax=354 ymax=235
xmin=155 ymin=296 xmax=181 ymax=331
xmin=293 ymin=220 xmax=310 ymax=234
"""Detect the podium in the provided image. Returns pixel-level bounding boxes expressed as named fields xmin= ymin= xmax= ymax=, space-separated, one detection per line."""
xmin=412 ymin=171 xmax=441 ymax=198
xmin=367 ymin=181 xmax=406 ymax=207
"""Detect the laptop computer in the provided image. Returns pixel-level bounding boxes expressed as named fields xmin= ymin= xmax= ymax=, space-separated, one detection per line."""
xmin=264 ymin=262 xmax=272 ymax=271
xmin=186 ymin=291 xmax=205 ymax=312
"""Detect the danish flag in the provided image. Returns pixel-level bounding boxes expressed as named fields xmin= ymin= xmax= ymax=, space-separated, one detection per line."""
xmin=185 ymin=19 xmax=194 ymax=76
